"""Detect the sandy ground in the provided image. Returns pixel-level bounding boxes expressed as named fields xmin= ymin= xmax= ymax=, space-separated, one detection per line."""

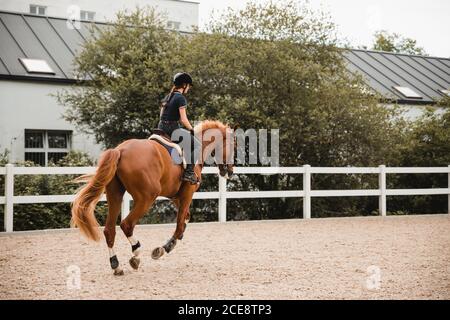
xmin=0 ymin=215 xmax=449 ymax=300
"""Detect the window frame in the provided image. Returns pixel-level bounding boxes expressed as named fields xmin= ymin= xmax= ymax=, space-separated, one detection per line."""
xmin=30 ymin=4 xmax=47 ymax=16
xmin=24 ymin=129 xmax=72 ymax=166
xmin=167 ymin=20 xmax=181 ymax=30
xmin=392 ymin=86 xmax=423 ymax=99
xmin=80 ymin=10 xmax=96 ymax=21
xmin=19 ymin=58 xmax=55 ymax=75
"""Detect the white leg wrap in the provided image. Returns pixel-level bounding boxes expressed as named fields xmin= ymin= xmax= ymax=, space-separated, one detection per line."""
xmin=108 ymin=247 xmax=116 ymax=258
xmin=127 ymin=236 xmax=138 ymax=246
xmin=108 ymin=247 xmax=122 ymax=273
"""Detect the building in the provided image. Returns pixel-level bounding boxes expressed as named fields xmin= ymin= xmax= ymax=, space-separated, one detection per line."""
xmin=0 ymin=10 xmax=449 ymax=166
xmin=0 ymin=0 xmax=199 ymax=32
xmin=343 ymin=49 xmax=450 ymax=119
xmin=0 ymin=2 xmax=199 ymax=165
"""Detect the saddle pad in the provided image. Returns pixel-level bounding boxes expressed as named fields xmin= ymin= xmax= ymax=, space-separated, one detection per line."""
xmin=148 ymin=134 xmax=186 ymax=169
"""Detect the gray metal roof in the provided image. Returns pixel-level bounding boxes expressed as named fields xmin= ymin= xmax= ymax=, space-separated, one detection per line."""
xmin=0 ymin=10 xmax=108 ymax=82
xmin=343 ymin=49 xmax=450 ymax=104
xmin=0 ymin=10 xmax=449 ymax=104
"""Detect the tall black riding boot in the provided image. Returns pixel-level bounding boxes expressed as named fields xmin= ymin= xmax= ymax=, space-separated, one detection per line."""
xmin=182 ymin=163 xmax=198 ymax=184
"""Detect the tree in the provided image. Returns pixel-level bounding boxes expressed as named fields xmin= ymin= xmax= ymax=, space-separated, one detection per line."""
xmin=401 ymin=95 xmax=450 ymax=168
xmin=184 ymin=1 xmax=406 ymax=167
xmin=57 ymin=1 xmax=409 ymax=219
xmin=183 ymin=1 xmax=409 ymax=218
xmin=371 ymin=30 xmax=427 ymax=56
xmin=57 ymin=8 xmax=183 ymax=148
xmin=387 ymin=105 xmax=450 ymax=215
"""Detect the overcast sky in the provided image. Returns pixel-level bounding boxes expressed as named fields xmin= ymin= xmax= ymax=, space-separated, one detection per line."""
xmin=198 ymin=0 xmax=450 ymax=57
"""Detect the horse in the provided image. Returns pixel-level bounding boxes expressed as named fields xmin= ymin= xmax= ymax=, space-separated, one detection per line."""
xmin=71 ymin=120 xmax=235 ymax=275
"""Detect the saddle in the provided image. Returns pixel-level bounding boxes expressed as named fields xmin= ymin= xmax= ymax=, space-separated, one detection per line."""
xmin=148 ymin=129 xmax=186 ymax=169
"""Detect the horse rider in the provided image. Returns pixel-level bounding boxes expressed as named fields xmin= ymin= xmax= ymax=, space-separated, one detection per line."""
xmin=158 ymin=72 xmax=199 ymax=184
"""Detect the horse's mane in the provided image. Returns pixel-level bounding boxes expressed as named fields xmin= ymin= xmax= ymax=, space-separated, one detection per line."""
xmin=194 ymin=120 xmax=228 ymax=135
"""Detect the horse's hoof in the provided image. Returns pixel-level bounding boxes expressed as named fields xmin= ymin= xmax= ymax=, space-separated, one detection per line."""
xmin=129 ymin=256 xmax=140 ymax=270
xmin=113 ymin=268 xmax=124 ymax=276
xmin=151 ymin=247 xmax=165 ymax=260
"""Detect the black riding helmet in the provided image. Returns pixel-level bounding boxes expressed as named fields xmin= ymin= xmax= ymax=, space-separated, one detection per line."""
xmin=173 ymin=72 xmax=193 ymax=87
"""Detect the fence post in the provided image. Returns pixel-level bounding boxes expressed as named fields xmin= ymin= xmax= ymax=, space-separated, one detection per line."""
xmin=303 ymin=165 xmax=311 ymax=219
xmin=5 ymin=164 xmax=14 ymax=232
xmin=121 ymin=192 xmax=131 ymax=220
xmin=379 ymin=165 xmax=387 ymax=217
xmin=218 ymin=175 xmax=227 ymax=222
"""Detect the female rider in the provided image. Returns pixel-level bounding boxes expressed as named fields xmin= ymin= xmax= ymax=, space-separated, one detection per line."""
xmin=158 ymin=72 xmax=198 ymax=184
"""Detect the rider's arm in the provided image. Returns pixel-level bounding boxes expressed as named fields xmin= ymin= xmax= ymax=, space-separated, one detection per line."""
xmin=179 ymin=107 xmax=193 ymax=131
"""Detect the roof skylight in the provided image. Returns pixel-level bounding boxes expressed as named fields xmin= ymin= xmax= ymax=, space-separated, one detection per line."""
xmin=19 ymin=58 xmax=55 ymax=74
xmin=392 ymin=86 xmax=422 ymax=99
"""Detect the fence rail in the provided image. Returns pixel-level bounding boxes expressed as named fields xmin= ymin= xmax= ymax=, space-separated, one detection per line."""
xmin=1 ymin=164 xmax=450 ymax=232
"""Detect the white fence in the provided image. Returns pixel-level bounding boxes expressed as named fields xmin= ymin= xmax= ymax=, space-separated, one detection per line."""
xmin=1 ymin=164 xmax=449 ymax=232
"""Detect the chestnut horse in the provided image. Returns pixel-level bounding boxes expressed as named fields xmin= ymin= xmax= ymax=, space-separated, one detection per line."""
xmin=71 ymin=120 xmax=235 ymax=275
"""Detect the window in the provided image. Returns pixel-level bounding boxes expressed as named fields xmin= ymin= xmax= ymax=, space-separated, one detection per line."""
xmin=24 ymin=130 xmax=72 ymax=166
xmin=30 ymin=4 xmax=46 ymax=16
xmin=19 ymin=58 xmax=55 ymax=74
xmin=25 ymin=152 xmax=45 ymax=166
xmin=25 ymin=131 xmax=44 ymax=148
xmin=167 ymin=21 xmax=181 ymax=30
xmin=80 ymin=10 xmax=95 ymax=21
xmin=48 ymin=132 xmax=68 ymax=148
xmin=392 ymin=86 xmax=423 ymax=99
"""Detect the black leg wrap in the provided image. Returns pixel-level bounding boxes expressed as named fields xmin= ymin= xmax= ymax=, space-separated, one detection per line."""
xmin=110 ymin=255 xmax=119 ymax=270
xmin=163 ymin=237 xmax=177 ymax=253
xmin=131 ymin=241 xmax=141 ymax=253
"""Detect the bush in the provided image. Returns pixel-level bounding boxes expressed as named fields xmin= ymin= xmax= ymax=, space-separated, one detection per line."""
xmin=0 ymin=150 xmax=197 ymax=231
xmin=390 ymin=108 xmax=450 ymax=215
xmin=0 ymin=151 xmax=105 ymax=231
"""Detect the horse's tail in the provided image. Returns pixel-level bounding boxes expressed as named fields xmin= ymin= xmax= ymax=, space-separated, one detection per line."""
xmin=71 ymin=149 xmax=121 ymax=242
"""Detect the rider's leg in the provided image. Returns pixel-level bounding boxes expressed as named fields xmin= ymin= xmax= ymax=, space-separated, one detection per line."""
xmin=174 ymin=128 xmax=199 ymax=184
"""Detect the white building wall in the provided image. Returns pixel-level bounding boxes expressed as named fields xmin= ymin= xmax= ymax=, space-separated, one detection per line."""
xmin=384 ymin=103 xmax=445 ymax=121
xmin=0 ymin=80 xmax=104 ymax=163
xmin=0 ymin=0 xmax=199 ymax=32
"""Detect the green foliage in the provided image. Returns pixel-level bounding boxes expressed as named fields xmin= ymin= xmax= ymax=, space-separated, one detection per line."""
xmin=388 ymin=108 xmax=450 ymax=215
xmin=371 ymin=30 xmax=427 ymax=56
xmin=0 ymin=151 xmax=105 ymax=231
xmin=0 ymin=149 xmax=9 ymax=166
xmin=55 ymin=1 xmax=412 ymax=220
xmin=50 ymin=1 xmax=446 ymax=222
xmin=57 ymin=7 xmax=183 ymax=148
xmin=436 ymin=95 xmax=450 ymax=109
xmin=403 ymin=109 xmax=450 ymax=167
xmin=59 ymin=1 xmax=406 ymax=167
xmin=183 ymin=1 xmax=409 ymax=218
